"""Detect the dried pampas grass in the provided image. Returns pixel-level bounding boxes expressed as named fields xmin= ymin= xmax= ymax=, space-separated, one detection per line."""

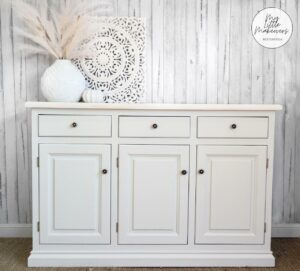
xmin=10 ymin=0 xmax=113 ymax=59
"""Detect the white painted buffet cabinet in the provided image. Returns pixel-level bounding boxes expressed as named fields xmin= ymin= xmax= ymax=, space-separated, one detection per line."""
xmin=26 ymin=102 xmax=281 ymax=267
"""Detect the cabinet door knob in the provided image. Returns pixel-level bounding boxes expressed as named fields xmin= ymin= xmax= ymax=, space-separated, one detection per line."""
xmin=231 ymin=123 xmax=237 ymax=129
xmin=152 ymin=123 xmax=158 ymax=129
xmin=181 ymin=170 xmax=187 ymax=175
xmin=102 ymin=169 xmax=108 ymax=174
xmin=198 ymin=169 xmax=205 ymax=174
xmin=71 ymin=122 xmax=78 ymax=128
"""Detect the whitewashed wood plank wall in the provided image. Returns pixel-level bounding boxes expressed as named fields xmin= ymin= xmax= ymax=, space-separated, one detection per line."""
xmin=0 ymin=0 xmax=299 ymax=226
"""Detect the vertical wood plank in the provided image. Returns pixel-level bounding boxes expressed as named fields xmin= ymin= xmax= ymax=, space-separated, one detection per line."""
xmin=0 ymin=2 xmax=8 ymax=223
xmin=240 ymin=0 xmax=253 ymax=104
xmin=0 ymin=92 xmax=8 ymax=223
xmin=152 ymin=0 xmax=164 ymax=103
xmin=140 ymin=0 xmax=152 ymax=102
xmin=282 ymin=0 xmax=297 ymax=223
xmin=186 ymin=0 xmax=197 ymax=104
xmin=294 ymin=0 xmax=300 ymax=223
xmin=272 ymin=0 xmax=285 ymax=224
xmin=129 ymin=0 xmax=140 ymax=16
xmin=195 ymin=0 xmax=208 ymax=103
xmin=251 ymin=0 xmax=264 ymax=104
xmin=0 ymin=0 xmax=19 ymax=223
xmin=262 ymin=46 xmax=275 ymax=102
xmin=262 ymin=0 xmax=276 ymax=104
xmin=117 ymin=0 xmax=129 ymax=16
xmin=0 ymin=12 xmax=2 ymax=94
xmin=174 ymin=0 xmax=187 ymax=103
xmin=228 ymin=0 xmax=242 ymax=104
xmin=105 ymin=0 xmax=117 ymax=16
xmin=163 ymin=0 xmax=175 ymax=103
xmin=217 ymin=0 xmax=231 ymax=104
xmin=12 ymin=7 xmax=30 ymax=223
xmin=206 ymin=0 xmax=219 ymax=104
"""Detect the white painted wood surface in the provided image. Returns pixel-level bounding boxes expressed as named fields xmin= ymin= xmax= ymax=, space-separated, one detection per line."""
xmin=118 ymin=145 xmax=189 ymax=244
xmin=195 ymin=145 xmax=267 ymax=244
xmin=197 ymin=117 xmax=269 ymax=138
xmin=39 ymin=144 xmax=111 ymax=244
xmin=0 ymin=0 xmax=298 ymax=227
xmin=26 ymin=102 xmax=282 ymax=111
xmin=39 ymin=115 xmax=112 ymax=137
xmin=28 ymin=107 xmax=277 ymax=267
xmin=119 ymin=116 xmax=190 ymax=137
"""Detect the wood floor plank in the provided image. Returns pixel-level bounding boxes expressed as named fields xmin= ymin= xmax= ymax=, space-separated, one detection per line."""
xmin=0 ymin=238 xmax=300 ymax=271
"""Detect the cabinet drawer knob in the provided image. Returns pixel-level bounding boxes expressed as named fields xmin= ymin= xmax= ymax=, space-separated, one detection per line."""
xmin=102 ymin=169 xmax=108 ymax=174
xmin=71 ymin=122 xmax=78 ymax=128
xmin=181 ymin=170 xmax=187 ymax=175
xmin=152 ymin=123 xmax=158 ymax=129
xmin=198 ymin=169 xmax=205 ymax=174
xmin=231 ymin=123 xmax=237 ymax=129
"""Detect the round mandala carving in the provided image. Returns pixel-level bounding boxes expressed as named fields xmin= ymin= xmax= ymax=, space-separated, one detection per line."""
xmin=73 ymin=17 xmax=145 ymax=103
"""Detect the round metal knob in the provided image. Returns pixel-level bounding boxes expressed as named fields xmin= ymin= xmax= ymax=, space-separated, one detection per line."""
xmin=231 ymin=123 xmax=237 ymax=129
xmin=152 ymin=123 xmax=158 ymax=129
xmin=181 ymin=170 xmax=187 ymax=175
xmin=198 ymin=169 xmax=205 ymax=174
xmin=71 ymin=122 xmax=78 ymax=128
xmin=102 ymin=169 xmax=108 ymax=174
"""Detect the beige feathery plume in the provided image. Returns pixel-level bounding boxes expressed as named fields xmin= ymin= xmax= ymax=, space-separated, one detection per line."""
xmin=9 ymin=0 xmax=114 ymax=59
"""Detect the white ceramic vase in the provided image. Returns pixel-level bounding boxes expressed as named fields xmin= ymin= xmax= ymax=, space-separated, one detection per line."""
xmin=41 ymin=59 xmax=86 ymax=102
xmin=82 ymin=89 xmax=105 ymax=103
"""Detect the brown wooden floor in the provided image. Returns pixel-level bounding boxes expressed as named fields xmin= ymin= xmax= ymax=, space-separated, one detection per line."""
xmin=0 ymin=238 xmax=300 ymax=270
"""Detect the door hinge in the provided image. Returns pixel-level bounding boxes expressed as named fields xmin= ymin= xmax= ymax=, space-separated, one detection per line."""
xmin=264 ymin=222 xmax=267 ymax=233
xmin=37 ymin=157 xmax=40 ymax=167
xmin=266 ymin=158 xmax=269 ymax=169
xmin=116 ymin=157 xmax=119 ymax=168
xmin=37 ymin=221 xmax=40 ymax=232
xmin=116 ymin=222 xmax=119 ymax=233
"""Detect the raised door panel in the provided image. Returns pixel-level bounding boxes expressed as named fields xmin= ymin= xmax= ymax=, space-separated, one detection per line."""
xmin=195 ymin=145 xmax=267 ymax=244
xmin=118 ymin=145 xmax=189 ymax=244
xmin=39 ymin=144 xmax=111 ymax=244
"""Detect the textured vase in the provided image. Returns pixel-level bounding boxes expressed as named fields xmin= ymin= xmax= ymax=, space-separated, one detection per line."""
xmin=82 ymin=89 xmax=104 ymax=103
xmin=41 ymin=59 xmax=86 ymax=102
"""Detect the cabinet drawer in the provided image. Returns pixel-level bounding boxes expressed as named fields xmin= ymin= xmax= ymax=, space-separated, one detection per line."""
xmin=39 ymin=115 xmax=111 ymax=137
xmin=119 ymin=116 xmax=190 ymax=138
xmin=197 ymin=117 xmax=268 ymax=138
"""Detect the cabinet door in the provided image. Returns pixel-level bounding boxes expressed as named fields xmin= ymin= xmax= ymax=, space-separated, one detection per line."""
xmin=119 ymin=145 xmax=189 ymax=244
xmin=39 ymin=144 xmax=111 ymax=244
xmin=195 ymin=145 xmax=267 ymax=244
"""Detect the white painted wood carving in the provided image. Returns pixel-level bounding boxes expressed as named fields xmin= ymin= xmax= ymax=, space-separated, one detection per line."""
xmin=73 ymin=17 xmax=146 ymax=103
